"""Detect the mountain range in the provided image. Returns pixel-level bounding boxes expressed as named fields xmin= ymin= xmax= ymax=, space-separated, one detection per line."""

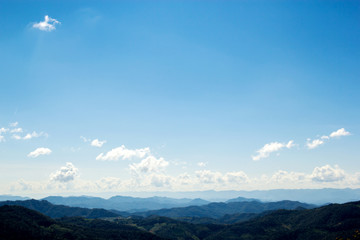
xmin=1 ymin=200 xmax=360 ymax=239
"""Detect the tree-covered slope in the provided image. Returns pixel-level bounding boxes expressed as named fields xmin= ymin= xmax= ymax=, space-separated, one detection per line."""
xmin=0 ymin=199 xmax=123 ymax=219
xmin=0 ymin=205 xmax=164 ymax=240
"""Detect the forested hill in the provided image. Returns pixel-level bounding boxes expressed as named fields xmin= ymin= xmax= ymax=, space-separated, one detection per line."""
xmin=1 ymin=201 xmax=360 ymax=239
xmin=0 ymin=199 xmax=125 ymax=219
xmin=0 ymin=205 xmax=163 ymax=240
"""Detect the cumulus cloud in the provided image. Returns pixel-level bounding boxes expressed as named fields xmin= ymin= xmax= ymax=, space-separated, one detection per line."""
xmin=91 ymin=139 xmax=106 ymax=147
xmin=50 ymin=162 xmax=79 ymax=183
xmin=129 ymin=156 xmax=169 ymax=175
xmin=307 ymin=128 xmax=351 ymax=149
xmin=96 ymin=145 xmax=150 ymax=161
xmin=311 ymin=164 xmax=345 ymax=182
xmin=33 ymin=15 xmax=60 ymax=31
xmin=27 ymin=147 xmax=52 ymax=158
xmin=252 ymin=140 xmax=295 ymax=161
xmin=330 ymin=128 xmax=351 ymax=138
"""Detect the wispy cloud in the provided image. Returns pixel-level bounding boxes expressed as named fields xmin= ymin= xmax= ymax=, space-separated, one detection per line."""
xmin=307 ymin=128 xmax=351 ymax=149
xmin=0 ymin=135 xmax=4 ymax=142
xmin=252 ymin=140 xmax=295 ymax=161
xmin=10 ymin=128 xmax=23 ymax=133
xmin=23 ymin=131 xmax=48 ymax=140
xmin=96 ymin=145 xmax=150 ymax=161
xmin=9 ymin=122 xmax=18 ymax=127
xmin=33 ymin=15 xmax=61 ymax=32
xmin=27 ymin=147 xmax=52 ymax=158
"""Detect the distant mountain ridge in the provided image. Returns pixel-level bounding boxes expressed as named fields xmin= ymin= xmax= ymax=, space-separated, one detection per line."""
xmin=133 ymin=200 xmax=316 ymax=218
xmin=42 ymin=195 xmax=210 ymax=212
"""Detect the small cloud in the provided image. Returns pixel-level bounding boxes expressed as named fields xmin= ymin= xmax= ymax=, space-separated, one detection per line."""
xmin=96 ymin=145 xmax=150 ymax=161
xmin=90 ymin=139 xmax=106 ymax=148
xmin=33 ymin=15 xmax=61 ymax=32
xmin=330 ymin=128 xmax=351 ymax=138
xmin=27 ymin=147 xmax=52 ymax=158
xmin=0 ymin=135 xmax=4 ymax=142
xmin=9 ymin=122 xmax=18 ymax=127
xmin=0 ymin=128 xmax=9 ymax=134
xmin=306 ymin=139 xmax=324 ymax=149
xmin=252 ymin=140 xmax=295 ymax=161
xmin=50 ymin=162 xmax=79 ymax=183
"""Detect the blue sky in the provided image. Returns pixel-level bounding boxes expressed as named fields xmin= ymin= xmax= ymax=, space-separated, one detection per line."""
xmin=0 ymin=0 xmax=359 ymax=197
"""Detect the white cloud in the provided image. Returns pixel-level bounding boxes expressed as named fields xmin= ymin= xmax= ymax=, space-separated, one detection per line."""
xmin=27 ymin=147 xmax=52 ymax=158
xmin=306 ymin=139 xmax=324 ymax=149
xmin=33 ymin=15 xmax=60 ymax=32
xmin=50 ymin=162 xmax=79 ymax=183
xmin=96 ymin=145 xmax=150 ymax=161
xmin=0 ymin=135 xmax=4 ymax=142
xmin=10 ymin=122 xmax=18 ymax=127
xmin=252 ymin=140 xmax=294 ymax=161
xmin=197 ymin=162 xmax=207 ymax=167
xmin=129 ymin=156 xmax=169 ymax=175
xmin=10 ymin=128 xmax=23 ymax=133
xmin=330 ymin=128 xmax=351 ymax=138
xmin=0 ymin=128 xmax=9 ymax=134
xmin=91 ymin=139 xmax=106 ymax=148
xmin=23 ymin=131 xmax=47 ymax=140
xmin=311 ymin=164 xmax=345 ymax=182
xmin=307 ymin=128 xmax=350 ymax=149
